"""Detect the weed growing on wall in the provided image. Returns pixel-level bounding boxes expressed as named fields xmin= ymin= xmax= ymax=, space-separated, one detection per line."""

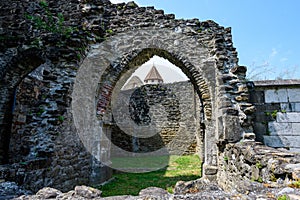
xmin=277 ymin=194 xmax=290 ymax=200
xmin=25 ymin=1 xmax=77 ymax=37
xmin=265 ymin=110 xmax=278 ymax=120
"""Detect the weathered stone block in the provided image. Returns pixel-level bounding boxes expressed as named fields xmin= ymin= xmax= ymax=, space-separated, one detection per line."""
xmin=263 ymin=136 xmax=286 ymax=148
xmin=281 ymin=103 xmax=300 ymax=112
xmin=292 ymin=123 xmax=300 ymax=134
xmin=264 ymin=135 xmax=300 ymax=149
xmin=223 ymin=115 xmax=243 ymax=142
xmin=251 ymin=165 xmax=260 ymax=180
xmin=265 ymin=89 xmax=288 ymax=103
xmin=276 ymin=113 xmax=300 ymax=123
xmin=243 ymin=133 xmax=256 ymax=141
xmin=235 ymin=95 xmax=249 ymax=102
xmin=203 ymin=165 xmax=218 ymax=175
xmin=268 ymin=122 xmax=293 ymax=136
xmin=36 ymin=187 xmax=62 ymax=199
xmin=243 ymin=106 xmax=255 ymax=114
xmin=74 ymin=185 xmax=102 ymax=198
xmin=284 ymin=164 xmax=300 ymax=181
xmin=288 ymin=194 xmax=300 ymax=200
xmin=287 ymin=88 xmax=300 ymax=102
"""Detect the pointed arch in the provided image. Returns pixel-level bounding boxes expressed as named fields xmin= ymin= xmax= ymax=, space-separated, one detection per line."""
xmin=72 ymin=28 xmax=226 ymax=179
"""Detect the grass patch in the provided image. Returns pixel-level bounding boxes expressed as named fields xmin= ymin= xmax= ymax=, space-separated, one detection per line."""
xmin=110 ymin=155 xmax=170 ymax=170
xmin=98 ymin=155 xmax=202 ymax=197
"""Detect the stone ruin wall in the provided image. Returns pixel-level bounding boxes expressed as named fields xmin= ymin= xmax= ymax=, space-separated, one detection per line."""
xmin=1 ymin=0 xmax=292 ymax=195
xmin=5 ymin=62 xmax=97 ymax=193
xmin=109 ymin=81 xmax=201 ymax=156
xmin=217 ymin=141 xmax=300 ymax=192
xmin=0 ymin=0 xmax=109 ymax=192
xmin=0 ymin=0 xmax=256 ymax=192
xmin=250 ymin=80 xmax=300 ymax=152
xmin=216 ymin=80 xmax=300 ymax=191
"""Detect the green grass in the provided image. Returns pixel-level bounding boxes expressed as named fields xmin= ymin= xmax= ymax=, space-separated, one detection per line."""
xmin=110 ymin=155 xmax=170 ymax=170
xmin=98 ymin=155 xmax=202 ymax=197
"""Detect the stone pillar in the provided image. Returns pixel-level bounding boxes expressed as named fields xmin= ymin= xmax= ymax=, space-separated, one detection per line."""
xmin=202 ymin=121 xmax=219 ymax=180
xmin=89 ymin=124 xmax=112 ymax=185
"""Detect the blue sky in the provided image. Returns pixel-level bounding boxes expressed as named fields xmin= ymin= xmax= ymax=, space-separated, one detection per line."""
xmin=111 ymin=0 xmax=300 ymax=80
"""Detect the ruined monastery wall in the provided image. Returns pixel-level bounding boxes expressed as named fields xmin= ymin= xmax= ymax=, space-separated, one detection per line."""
xmin=111 ymin=81 xmax=201 ymax=156
xmin=250 ymin=80 xmax=300 ymax=152
xmin=0 ymin=0 xmax=299 ymax=195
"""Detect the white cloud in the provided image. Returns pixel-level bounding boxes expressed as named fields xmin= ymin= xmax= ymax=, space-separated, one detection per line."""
xmin=270 ymin=48 xmax=278 ymax=58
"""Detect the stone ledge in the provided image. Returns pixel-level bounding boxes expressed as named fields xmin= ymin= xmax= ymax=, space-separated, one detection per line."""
xmin=254 ymin=80 xmax=300 ymax=87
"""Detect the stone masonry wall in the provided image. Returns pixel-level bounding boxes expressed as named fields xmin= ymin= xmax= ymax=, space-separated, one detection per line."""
xmin=110 ymin=81 xmax=201 ymax=156
xmin=217 ymin=141 xmax=300 ymax=192
xmin=250 ymin=80 xmax=300 ymax=152
xmin=1 ymin=0 xmax=254 ymax=192
xmin=6 ymin=63 xmax=98 ymax=192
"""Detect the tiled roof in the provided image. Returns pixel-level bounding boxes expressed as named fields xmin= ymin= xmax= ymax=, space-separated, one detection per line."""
xmin=144 ymin=65 xmax=164 ymax=82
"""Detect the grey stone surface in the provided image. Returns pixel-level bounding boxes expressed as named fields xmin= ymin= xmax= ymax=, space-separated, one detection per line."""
xmin=0 ymin=181 xmax=32 ymax=199
xmin=218 ymin=141 xmax=300 ymax=188
xmin=277 ymin=113 xmax=300 ymax=123
xmin=287 ymin=88 xmax=300 ymax=102
xmin=110 ymin=81 xmax=200 ymax=156
xmin=250 ymin=82 xmax=300 ymax=152
xmin=75 ymin=185 xmax=102 ymax=199
xmin=13 ymin=179 xmax=300 ymax=200
xmin=0 ymin=0 xmax=290 ymax=196
xmin=281 ymin=103 xmax=300 ymax=112
xmin=268 ymin=122 xmax=293 ymax=135
xmin=265 ymin=89 xmax=288 ymax=103
xmin=35 ymin=187 xmax=62 ymax=199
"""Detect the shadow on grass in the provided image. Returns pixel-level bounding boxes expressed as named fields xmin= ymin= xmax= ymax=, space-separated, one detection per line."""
xmin=98 ymin=155 xmax=202 ymax=197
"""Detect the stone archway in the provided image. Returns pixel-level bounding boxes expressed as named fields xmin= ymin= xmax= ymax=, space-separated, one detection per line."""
xmin=0 ymin=48 xmax=45 ymax=164
xmin=72 ymin=27 xmax=245 ymax=179
xmin=0 ymin=0 xmax=257 ymax=193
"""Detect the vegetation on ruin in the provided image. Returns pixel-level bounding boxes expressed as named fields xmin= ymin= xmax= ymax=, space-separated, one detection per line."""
xmin=277 ymin=194 xmax=290 ymax=200
xmin=25 ymin=1 xmax=77 ymax=37
xmin=98 ymin=155 xmax=202 ymax=197
xmin=289 ymin=180 xmax=300 ymax=188
xmin=265 ymin=110 xmax=278 ymax=120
